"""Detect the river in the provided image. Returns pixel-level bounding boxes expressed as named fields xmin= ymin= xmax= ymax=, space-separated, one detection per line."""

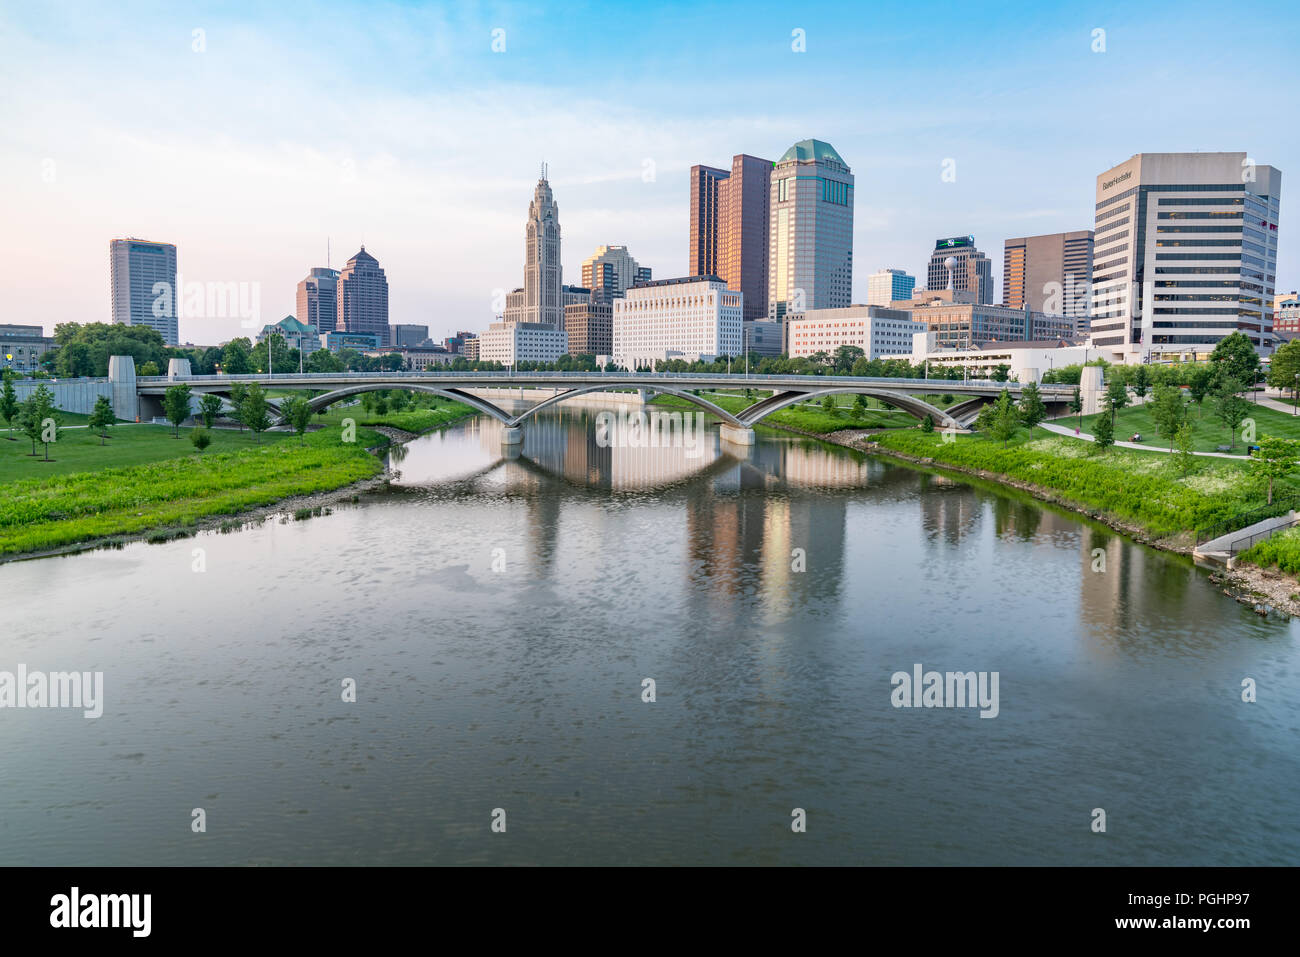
xmin=3 ymin=406 xmax=1298 ymax=865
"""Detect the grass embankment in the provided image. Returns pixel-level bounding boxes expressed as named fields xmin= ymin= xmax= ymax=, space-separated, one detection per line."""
xmin=0 ymin=423 xmax=288 ymax=481
xmin=874 ymin=427 xmax=1283 ymax=542
xmin=0 ymin=426 xmax=387 ymax=558
xmin=1239 ymin=527 xmax=1300 ymax=575
xmin=312 ymin=397 xmax=476 ymax=434
xmin=651 ymin=391 xmax=910 ymax=434
xmin=1062 ymin=400 xmax=1300 ymax=453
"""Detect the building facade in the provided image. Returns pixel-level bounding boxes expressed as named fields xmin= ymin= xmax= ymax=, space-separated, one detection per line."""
xmin=296 ymin=266 xmax=339 ymax=334
xmin=0 ymin=324 xmax=54 ymax=373
xmin=390 ymin=324 xmax=430 ymax=347
xmin=365 ymin=346 xmax=455 ymax=370
xmin=478 ymin=321 xmax=568 ymax=365
xmin=768 ymin=139 xmax=854 ymax=319
xmin=926 ymin=237 xmax=993 ymax=305
xmin=258 ymin=316 xmax=321 ymax=355
xmin=1003 ymin=231 xmax=1095 ymax=336
xmin=520 ymin=168 xmax=564 ymax=327
xmin=1088 ymin=152 xmax=1282 ymax=361
xmin=322 ymin=331 xmax=381 ymax=353
xmin=905 ymin=295 xmax=1075 ymax=349
xmin=910 ymin=336 xmax=1090 ymax=383
xmin=689 ymin=165 xmax=729 ymax=277
xmin=581 ymin=245 xmax=652 ymax=298
xmin=110 ymin=237 xmax=179 ymax=345
xmin=786 ymin=306 xmax=923 ymax=360
xmin=336 ymin=247 xmax=390 ymax=346
xmin=866 ymin=269 xmax=916 ymax=307
xmin=563 ymin=300 xmax=613 ymax=356
xmin=613 ymin=276 xmax=742 ymax=368
xmin=1274 ymin=291 xmax=1300 ymax=333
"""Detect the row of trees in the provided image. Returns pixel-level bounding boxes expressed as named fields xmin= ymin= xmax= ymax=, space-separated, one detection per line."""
xmin=159 ymin=382 xmax=316 ymax=446
xmin=0 ymin=375 xmax=61 ymax=460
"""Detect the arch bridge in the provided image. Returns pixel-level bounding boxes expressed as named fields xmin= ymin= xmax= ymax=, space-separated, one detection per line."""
xmin=135 ymin=371 xmax=1074 ymax=443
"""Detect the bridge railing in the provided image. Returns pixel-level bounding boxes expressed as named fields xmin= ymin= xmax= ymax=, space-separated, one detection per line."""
xmin=136 ymin=370 xmax=1072 ymax=392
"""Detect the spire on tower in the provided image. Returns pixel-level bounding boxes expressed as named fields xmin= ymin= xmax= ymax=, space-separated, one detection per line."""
xmin=541 ymin=161 xmax=548 ymax=182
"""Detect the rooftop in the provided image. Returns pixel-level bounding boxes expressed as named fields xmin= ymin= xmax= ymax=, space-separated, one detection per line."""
xmin=777 ymin=139 xmax=847 ymax=167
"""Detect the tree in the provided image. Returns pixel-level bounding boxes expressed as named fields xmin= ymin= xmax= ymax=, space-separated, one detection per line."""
xmin=1186 ymin=364 xmax=1213 ymax=415
xmin=1149 ymin=384 xmax=1187 ymax=451
xmin=1174 ymin=423 xmax=1195 ymax=476
xmin=1266 ymin=339 xmax=1300 ymax=398
xmin=190 ymin=428 xmax=212 ymax=453
xmin=821 ymin=394 xmax=836 ymax=415
xmin=833 ymin=345 xmax=865 ymax=374
xmin=1212 ymin=376 xmax=1249 ymax=449
xmin=198 ymin=392 xmax=224 ymax=429
xmin=1132 ymin=364 xmax=1151 ymax=401
xmin=20 ymin=384 xmax=59 ymax=460
xmin=138 ymin=360 xmax=160 ymax=376
xmin=88 ymin=395 xmax=115 ymax=445
xmin=1105 ymin=377 xmax=1129 ymax=428
xmin=239 ymin=382 xmax=271 ymax=442
xmin=1018 ymin=382 xmax=1047 ymax=430
xmin=281 ymin=394 xmax=313 ymax=444
xmin=229 ymin=383 xmax=248 ymax=431
xmin=1092 ymin=406 xmax=1114 ymax=450
xmin=1069 ymin=386 xmax=1083 ymax=431
xmin=1210 ymin=331 xmax=1261 ymax=386
xmin=921 ymin=413 xmax=935 ymax=433
xmin=976 ymin=389 xmax=1019 ymax=447
xmin=0 ymin=372 xmax=17 ymax=440
xmin=991 ymin=364 xmax=1011 ymax=382
xmin=163 ymin=383 xmax=193 ymax=437
xmin=222 ymin=338 xmax=252 ymax=374
xmin=852 ymin=393 xmax=867 ymax=417
xmin=1249 ymin=435 xmax=1300 ymax=505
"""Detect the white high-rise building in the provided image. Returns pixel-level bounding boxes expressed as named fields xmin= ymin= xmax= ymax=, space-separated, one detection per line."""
xmin=613 ymin=276 xmax=742 ymax=369
xmin=110 ymin=238 xmax=178 ymax=345
xmin=786 ymin=306 xmax=924 ymax=359
xmin=1089 ymin=152 xmax=1281 ymax=361
xmin=867 ymin=269 xmax=916 ymax=307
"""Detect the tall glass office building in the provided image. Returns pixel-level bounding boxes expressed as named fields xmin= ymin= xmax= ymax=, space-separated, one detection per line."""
xmin=767 ymin=139 xmax=854 ymax=320
xmin=109 ymin=238 xmax=178 ymax=345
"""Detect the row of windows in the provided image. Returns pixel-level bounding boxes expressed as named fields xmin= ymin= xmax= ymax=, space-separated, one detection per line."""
xmin=1152 ymin=307 xmax=1242 ymax=315
xmin=1156 ymin=196 xmax=1245 ymax=206
xmin=1096 ymin=203 xmax=1131 ymax=222
xmin=1156 ymin=239 xmax=1242 ymax=247
xmin=1096 ymin=217 xmax=1129 ymax=234
xmin=1155 ymin=225 xmax=1242 ymax=233
xmin=1157 ymin=211 xmax=1243 ymax=219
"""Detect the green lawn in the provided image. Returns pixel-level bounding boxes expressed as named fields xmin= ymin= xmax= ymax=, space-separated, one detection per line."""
xmin=1062 ymin=399 xmax=1300 ymax=452
xmin=0 ymin=426 xmax=386 ymax=557
xmin=0 ymin=423 xmax=292 ymax=481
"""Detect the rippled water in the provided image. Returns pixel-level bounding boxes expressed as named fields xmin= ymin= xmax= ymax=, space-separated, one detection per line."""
xmin=3 ymin=407 xmax=1298 ymax=865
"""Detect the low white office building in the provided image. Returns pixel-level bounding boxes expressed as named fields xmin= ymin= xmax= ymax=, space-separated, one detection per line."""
xmin=786 ymin=305 xmax=924 ymax=359
xmin=478 ymin=321 xmax=568 ymax=365
xmin=613 ymin=275 xmax=742 ymax=368
xmin=911 ymin=333 xmax=1089 ymax=382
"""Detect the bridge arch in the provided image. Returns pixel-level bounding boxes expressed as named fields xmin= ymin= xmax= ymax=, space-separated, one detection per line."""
xmin=510 ymin=384 xmax=745 ymax=427
xmin=303 ymin=384 xmax=514 ymax=424
xmin=736 ymin=387 xmax=959 ymax=429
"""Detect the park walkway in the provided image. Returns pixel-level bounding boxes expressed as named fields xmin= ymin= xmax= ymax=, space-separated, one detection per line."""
xmin=1038 ymin=421 xmax=1248 ymax=458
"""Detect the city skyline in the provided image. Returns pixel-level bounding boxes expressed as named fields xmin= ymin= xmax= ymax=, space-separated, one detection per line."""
xmin=3 ymin=0 xmax=1299 ymax=345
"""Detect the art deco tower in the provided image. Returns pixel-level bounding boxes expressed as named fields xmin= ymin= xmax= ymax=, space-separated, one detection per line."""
xmin=523 ymin=166 xmax=563 ymax=326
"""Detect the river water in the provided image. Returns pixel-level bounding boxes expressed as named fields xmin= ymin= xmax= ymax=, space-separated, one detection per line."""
xmin=3 ymin=407 xmax=1298 ymax=865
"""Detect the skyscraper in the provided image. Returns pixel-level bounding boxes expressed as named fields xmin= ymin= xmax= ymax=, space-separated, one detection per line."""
xmin=337 ymin=246 xmax=389 ymax=346
xmin=718 ymin=154 xmax=772 ymax=321
xmin=926 ymin=237 xmax=993 ymax=304
xmin=109 ymin=238 xmax=178 ymax=345
xmin=296 ymin=266 xmax=339 ymax=334
xmin=867 ymin=268 xmax=916 ymax=306
xmin=581 ymin=245 xmax=651 ymax=299
xmin=767 ymin=139 xmax=854 ymax=319
xmin=1003 ymin=231 xmax=1094 ymax=335
xmin=689 ymin=164 xmax=729 ymax=277
xmin=1088 ymin=152 xmax=1281 ymax=361
xmin=522 ymin=166 xmax=563 ymax=326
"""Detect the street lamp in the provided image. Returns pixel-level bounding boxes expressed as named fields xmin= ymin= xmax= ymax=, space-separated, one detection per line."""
xmin=1294 ymin=373 xmax=1298 ymax=416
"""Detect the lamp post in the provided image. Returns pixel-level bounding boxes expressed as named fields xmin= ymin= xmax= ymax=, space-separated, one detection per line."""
xmin=1294 ymin=373 xmax=1298 ymax=416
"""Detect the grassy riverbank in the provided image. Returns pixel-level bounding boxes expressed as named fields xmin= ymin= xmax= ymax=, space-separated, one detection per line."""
xmin=0 ymin=425 xmax=388 ymax=558
xmin=874 ymin=427 xmax=1283 ymax=542
xmin=1064 ymin=400 xmax=1300 ymax=452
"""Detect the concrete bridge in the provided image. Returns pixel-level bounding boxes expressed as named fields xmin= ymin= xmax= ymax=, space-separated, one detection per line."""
xmin=124 ymin=361 xmax=1077 ymax=444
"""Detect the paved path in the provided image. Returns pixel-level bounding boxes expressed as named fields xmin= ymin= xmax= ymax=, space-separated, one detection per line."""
xmin=1038 ymin=421 xmax=1248 ymax=458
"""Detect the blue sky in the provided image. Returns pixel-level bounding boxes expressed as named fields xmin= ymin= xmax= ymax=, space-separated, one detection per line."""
xmin=2 ymin=0 xmax=1297 ymax=344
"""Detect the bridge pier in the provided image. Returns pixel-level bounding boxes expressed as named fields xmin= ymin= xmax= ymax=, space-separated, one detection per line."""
xmin=719 ymin=423 xmax=755 ymax=446
xmin=501 ymin=426 xmax=524 ymax=445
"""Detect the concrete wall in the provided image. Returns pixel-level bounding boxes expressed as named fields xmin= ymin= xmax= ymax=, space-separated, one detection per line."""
xmin=13 ymin=377 xmax=113 ymax=415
